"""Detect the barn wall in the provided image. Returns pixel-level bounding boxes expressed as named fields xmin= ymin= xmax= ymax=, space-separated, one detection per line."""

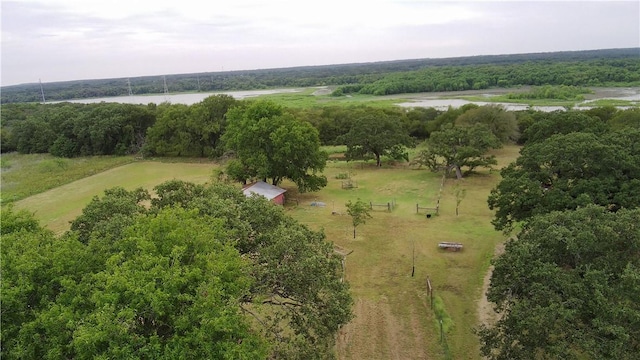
xmin=273 ymin=193 xmax=285 ymax=205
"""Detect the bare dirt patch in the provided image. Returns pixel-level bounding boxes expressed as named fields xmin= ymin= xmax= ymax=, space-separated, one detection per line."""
xmin=477 ymin=243 xmax=505 ymax=328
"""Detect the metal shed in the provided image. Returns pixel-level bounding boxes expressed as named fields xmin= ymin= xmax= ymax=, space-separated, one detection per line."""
xmin=242 ymin=181 xmax=287 ymax=205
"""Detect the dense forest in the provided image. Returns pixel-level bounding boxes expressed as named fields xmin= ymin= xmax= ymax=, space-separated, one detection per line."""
xmin=1 ymin=48 xmax=638 ymax=103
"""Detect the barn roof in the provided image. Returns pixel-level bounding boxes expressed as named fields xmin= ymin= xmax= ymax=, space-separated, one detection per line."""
xmin=242 ymin=181 xmax=287 ymax=200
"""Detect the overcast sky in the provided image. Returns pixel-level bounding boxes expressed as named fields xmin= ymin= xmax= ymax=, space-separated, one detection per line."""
xmin=1 ymin=0 xmax=639 ymax=86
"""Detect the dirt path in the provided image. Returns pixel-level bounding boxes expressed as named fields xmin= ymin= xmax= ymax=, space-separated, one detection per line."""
xmin=477 ymin=243 xmax=505 ymax=327
xmin=336 ymin=296 xmax=430 ymax=360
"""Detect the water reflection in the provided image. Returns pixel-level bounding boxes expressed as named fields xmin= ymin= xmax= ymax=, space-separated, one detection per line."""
xmin=395 ymin=99 xmax=566 ymax=112
xmin=396 ymin=91 xmax=639 ymax=112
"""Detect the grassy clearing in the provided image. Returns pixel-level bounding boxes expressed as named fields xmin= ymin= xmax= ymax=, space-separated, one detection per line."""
xmin=1 ymin=153 xmax=135 ymax=203
xmin=256 ymin=91 xmax=403 ymax=108
xmin=12 ymin=161 xmax=217 ymax=234
xmin=281 ymin=145 xmax=519 ymax=359
xmin=581 ymin=99 xmax=639 ymax=107
xmin=9 ymin=145 xmax=520 ymax=359
xmin=458 ymin=95 xmax=577 ymax=107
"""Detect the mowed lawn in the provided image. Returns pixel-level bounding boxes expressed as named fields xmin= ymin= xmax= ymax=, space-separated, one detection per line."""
xmin=10 ymin=145 xmax=521 ymax=359
xmin=13 ymin=161 xmax=217 ymax=234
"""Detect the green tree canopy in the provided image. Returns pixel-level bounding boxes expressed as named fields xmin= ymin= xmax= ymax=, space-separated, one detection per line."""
xmin=488 ymin=130 xmax=640 ymax=232
xmin=455 ymin=105 xmax=518 ymax=143
xmin=412 ymin=123 xmax=501 ymax=179
xmin=479 ymin=205 xmax=640 ymax=359
xmin=608 ymin=107 xmax=640 ymax=130
xmin=520 ymin=110 xmax=607 ymax=145
xmin=338 ymin=107 xmax=414 ymax=167
xmin=4 ymin=207 xmax=268 ymax=359
xmin=1 ymin=182 xmax=353 ymax=359
xmin=147 ymin=181 xmax=353 ymax=356
xmin=223 ymin=100 xmax=328 ymax=192
xmin=346 ymin=198 xmax=372 ymax=239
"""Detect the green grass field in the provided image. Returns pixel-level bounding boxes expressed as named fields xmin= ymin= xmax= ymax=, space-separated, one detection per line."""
xmin=11 ymin=160 xmax=217 ymax=234
xmin=1 ymin=153 xmax=135 ymax=203
xmin=6 ymin=145 xmax=521 ymax=359
xmin=257 ymin=89 xmax=408 ymax=108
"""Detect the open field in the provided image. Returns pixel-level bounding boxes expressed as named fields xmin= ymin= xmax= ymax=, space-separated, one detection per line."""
xmin=7 ymin=145 xmax=521 ymax=358
xmin=283 ymin=146 xmax=518 ymax=359
xmin=12 ymin=161 xmax=216 ymax=234
xmin=1 ymin=153 xmax=135 ymax=203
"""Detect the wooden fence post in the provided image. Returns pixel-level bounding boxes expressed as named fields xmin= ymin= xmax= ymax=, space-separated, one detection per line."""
xmin=427 ymin=277 xmax=433 ymax=308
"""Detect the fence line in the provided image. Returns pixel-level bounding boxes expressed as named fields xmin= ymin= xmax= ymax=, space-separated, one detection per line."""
xmin=416 ymin=199 xmax=439 ymax=215
xmin=369 ymin=199 xmax=395 ymax=212
xmin=426 ymin=276 xmax=452 ymax=359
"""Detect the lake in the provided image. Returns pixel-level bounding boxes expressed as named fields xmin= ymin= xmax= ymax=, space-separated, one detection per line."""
xmin=55 ymin=88 xmax=303 ymax=105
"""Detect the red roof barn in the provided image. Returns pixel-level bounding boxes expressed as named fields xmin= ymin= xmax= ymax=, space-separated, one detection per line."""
xmin=242 ymin=181 xmax=287 ymax=205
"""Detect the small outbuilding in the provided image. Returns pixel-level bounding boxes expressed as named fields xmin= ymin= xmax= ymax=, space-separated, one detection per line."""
xmin=242 ymin=181 xmax=287 ymax=205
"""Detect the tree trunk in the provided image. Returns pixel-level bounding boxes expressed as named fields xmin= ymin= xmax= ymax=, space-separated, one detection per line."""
xmin=375 ymin=153 xmax=381 ymax=167
xmin=353 ymin=227 xmax=356 ymax=239
xmin=454 ymin=165 xmax=463 ymax=179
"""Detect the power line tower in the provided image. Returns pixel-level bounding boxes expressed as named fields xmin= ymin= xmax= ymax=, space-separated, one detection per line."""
xmin=163 ymin=75 xmax=169 ymax=94
xmin=39 ymin=78 xmax=46 ymax=103
xmin=127 ymin=78 xmax=133 ymax=96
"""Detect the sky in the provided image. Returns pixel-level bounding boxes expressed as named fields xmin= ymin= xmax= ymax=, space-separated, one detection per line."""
xmin=1 ymin=0 xmax=639 ymax=86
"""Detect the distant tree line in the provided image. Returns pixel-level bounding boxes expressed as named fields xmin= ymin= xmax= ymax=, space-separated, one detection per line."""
xmin=332 ymin=58 xmax=640 ymax=96
xmin=1 ymin=48 xmax=637 ymax=104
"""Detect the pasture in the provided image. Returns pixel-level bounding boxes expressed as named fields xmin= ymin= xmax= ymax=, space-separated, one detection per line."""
xmin=6 ymin=145 xmax=520 ymax=359
xmin=11 ymin=160 xmax=216 ymax=234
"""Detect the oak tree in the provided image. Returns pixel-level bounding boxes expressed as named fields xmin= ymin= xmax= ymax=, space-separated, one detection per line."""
xmin=479 ymin=205 xmax=640 ymax=359
xmin=488 ymin=130 xmax=640 ymax=232
xmin=338 ymin=108 xmax=414 ymax=167
xmin=223 ymin=100 xmax=328 ymax=192
xmin=413 ymin=123 xmax=501 ymax=179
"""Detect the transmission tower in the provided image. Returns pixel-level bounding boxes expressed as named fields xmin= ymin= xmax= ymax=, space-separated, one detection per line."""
xmin=163 ymin=75 xmax=169 ymax=94
xmin=39 ymin=79 xmax=46 ymax=103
